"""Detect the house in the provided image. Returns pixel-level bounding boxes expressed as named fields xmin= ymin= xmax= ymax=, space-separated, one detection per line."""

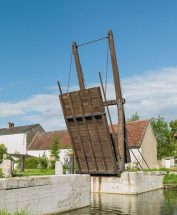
xmin=28 ymin=130 xmax=71 ymax=164
xmin=161 ymin=157 xmax=175 ymax=168
xmin=0 ymin=122 xmax=45 ymax=154
xmin=110 ymin=119 xmax=159 ymax=169
xmin=28 ymin=119 xmax=158 ymax=169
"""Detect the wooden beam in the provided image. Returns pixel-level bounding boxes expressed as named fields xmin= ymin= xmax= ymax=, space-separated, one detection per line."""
xmin=77 ymin=91 xmax=98 ymax=173
xmin=96 ymin=87 xmax=118 ymax=173
xmin=72 ymin=42 xmax=85 ymax=90
xmin=86 ymin=89 xmax=107 ymax=174
xmin=108 ymin=30 xmax=122 ymax=99
xmin=67 ymin=93 xmax=89 ymax=172
xmin=99 ymin=72 xmax=119 ymax=158
xmin=21 ymin=155 xmax=25 ymax=172
xmin=69 ymin=154 xmax=74 ymax=174
xmin=103 ymin=99 xmax=125 ymax=106
xmin=108 ymin=30 xmax=125 ymax=171
xmin=59 ymin=89 xmax=81 ymax=173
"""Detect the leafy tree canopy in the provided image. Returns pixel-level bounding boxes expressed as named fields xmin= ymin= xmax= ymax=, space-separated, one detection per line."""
xmin=127 ymin=112 xmax=140 ymax=122
xmin=151 ymin=116 xmax=177 ymax=159
xmin=169 ymin=120 xmax=177 ymax=139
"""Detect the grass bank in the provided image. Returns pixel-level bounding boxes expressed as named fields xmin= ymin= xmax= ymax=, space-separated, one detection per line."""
xmin=0 ymin=168 xmax=55 ymax=178
xmin=0 ymin=210 xmax=30 ymax=215
xmin=13 ymin=168 xmax=55 ymax=177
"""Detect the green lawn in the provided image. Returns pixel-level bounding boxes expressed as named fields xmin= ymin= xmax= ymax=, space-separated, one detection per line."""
xmin=0 ymin=168 xmax=55 ymax=178
xmin=13 ymin=168 xmax=55 ymax=177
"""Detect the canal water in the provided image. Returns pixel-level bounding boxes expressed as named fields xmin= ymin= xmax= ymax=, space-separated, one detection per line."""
xmin=60 ymin=189 xmax=177 ymax=215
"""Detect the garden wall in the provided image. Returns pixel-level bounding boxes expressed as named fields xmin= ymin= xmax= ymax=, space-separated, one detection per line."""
xmin=91 ymin=171 xmax=166 ymax=194
xmin=0 ymin=174 xmax=90 ymax=214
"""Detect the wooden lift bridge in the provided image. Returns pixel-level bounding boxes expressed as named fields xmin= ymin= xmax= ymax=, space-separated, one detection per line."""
xmin=58 ymin=30 xmax=131 ymax=175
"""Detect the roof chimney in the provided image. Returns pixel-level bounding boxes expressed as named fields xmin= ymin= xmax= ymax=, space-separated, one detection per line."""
xmin=7 ymin=122 xmax=14 ymax=129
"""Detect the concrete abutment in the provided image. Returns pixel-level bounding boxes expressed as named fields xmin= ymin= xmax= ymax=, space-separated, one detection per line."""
xmin=91 ymin=171 xmax=166 ymax=194
xmin=0 ymin=174 xmax=90 ymax=214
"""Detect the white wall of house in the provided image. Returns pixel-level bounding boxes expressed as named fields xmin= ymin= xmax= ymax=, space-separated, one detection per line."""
xmin=0 ymin=133 xmax=26 ymax=154
xmin=28 ymin=150 xmax=51 ymax=159
xmin=125 ymin=148 xmax=142 ymax=169
xmin=28 ymin=149 xmax=71 ymax=164
xmin=130 ymin=148 xmax=142 ymax=163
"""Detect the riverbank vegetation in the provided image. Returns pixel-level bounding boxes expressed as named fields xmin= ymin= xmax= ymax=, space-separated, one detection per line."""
xmin=0 ymin=210 xmax=30 ymax=215
xmin=163 ymin=172 xmax=177 ymax=185
xmin=126 ymin=167 xmax=172 ymax=172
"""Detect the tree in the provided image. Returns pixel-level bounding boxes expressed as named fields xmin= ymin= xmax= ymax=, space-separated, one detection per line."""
xmin=169 ymin=120 xmax=177 ymax=139
xmin=151 ymin=116 xmax=177 ymax=159
xmin=0 ymin=143 xmax=7 ymax=161
xmin=50 ymin=134 xmax=63 ymax=164
xmin=127 ymin=112 xmax=140 ymax=122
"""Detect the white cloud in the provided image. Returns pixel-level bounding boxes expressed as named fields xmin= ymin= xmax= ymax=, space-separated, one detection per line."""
xmin=0 ymin=67 xmax=176 ymax=131
xmin=45 ymin=85 xmax=79 ymax=93
xmin=121 ymin=67 xmax=177 ymax=121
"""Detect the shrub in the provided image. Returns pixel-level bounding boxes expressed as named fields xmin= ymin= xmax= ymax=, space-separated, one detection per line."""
xmin=25 ymin=157 xmax=38 ymax=169
xmin=38 ymin=153 xmax=48 ymax=169
xmin=0 ymin=144 xmax=7 ymax=161
xmin=4 ymin=155 xmax=14 ymax=161
xmin=16 ymin=159 xmax=21 ymax=169
xmin=163 ymin=173 xmax=177 ymax=184
xmin=50 ymin=160 xmax=55 ymax=169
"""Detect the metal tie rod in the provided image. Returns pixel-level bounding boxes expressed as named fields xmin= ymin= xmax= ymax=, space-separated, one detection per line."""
xmin=77 ymin=36 xmax=108 ymax=47
xmin=125 ymin=125 xmax=150 ymax=170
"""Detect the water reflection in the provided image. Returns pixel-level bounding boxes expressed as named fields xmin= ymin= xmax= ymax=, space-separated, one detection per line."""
xmin=60 ymin=189 xmax=177 ymax=215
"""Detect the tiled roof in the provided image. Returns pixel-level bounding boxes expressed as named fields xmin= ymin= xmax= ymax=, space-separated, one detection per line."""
xmin=28 ymin=119 xmax=149 ymax=150
xmin=28 ymin=130 xmax=71 ymax=150
xmin=0 ymin=124 xmax=39 ymax=136
xmin=109 ymin=119 xmax=150 ymax=147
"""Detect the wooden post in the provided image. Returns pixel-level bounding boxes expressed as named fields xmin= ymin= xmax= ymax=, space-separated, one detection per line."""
xmin=70 ymin=154 xmax=74 ymax=174
xmin=72 ymin=42 xmax=85 ymax=90
xmin=21 ymin=155 xmax=25 ymax=172
xmin=108 ymin=30 xmax=125 ymax=171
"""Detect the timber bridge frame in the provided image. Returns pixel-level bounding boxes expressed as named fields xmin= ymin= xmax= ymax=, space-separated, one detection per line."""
xmin=58 ymin=30 xmax=132 ymax=175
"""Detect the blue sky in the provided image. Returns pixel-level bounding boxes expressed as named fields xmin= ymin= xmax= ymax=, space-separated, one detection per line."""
xmin=0 ymin=0 xmax=177 ymax=130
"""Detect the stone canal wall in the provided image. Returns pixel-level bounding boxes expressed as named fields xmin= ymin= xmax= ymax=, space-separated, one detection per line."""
xmin=0 ymin=174 xmax=90 ymax=214
xmin=91 ymin=171 xmax=166 ymax=194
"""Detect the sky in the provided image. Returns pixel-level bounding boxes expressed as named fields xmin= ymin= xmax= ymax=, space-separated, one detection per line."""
xmin=0 ymin=0 xmax=177 ymax=131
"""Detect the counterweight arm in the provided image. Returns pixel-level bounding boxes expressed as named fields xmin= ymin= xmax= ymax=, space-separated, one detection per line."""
xmin=72 ymin=42 xmax=85 ymax=90
xmin=108 ymin=30 xmax=125 ymax=171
